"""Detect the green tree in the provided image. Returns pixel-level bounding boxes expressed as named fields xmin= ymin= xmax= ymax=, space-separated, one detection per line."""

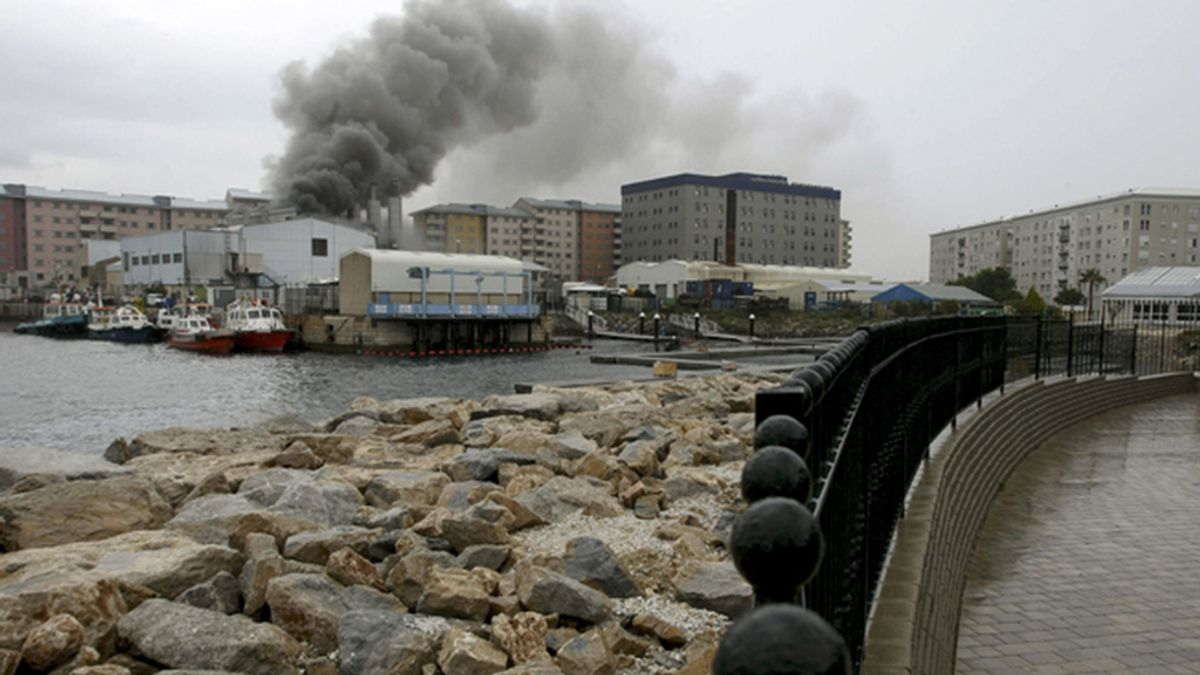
xmin=1054 ymin=287 xmax=1085 ymax=306
xmin=1078 ymin=268 xmax=1107 ymax=320
xmin=950 ymin=267 xmax=1021 ymax=303
xmin=1014 ymin=287 xmax=1046 ymax=315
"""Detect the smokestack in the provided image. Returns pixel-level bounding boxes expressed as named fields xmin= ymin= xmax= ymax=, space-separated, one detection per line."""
xmin=367 ymin=184 xmax=383 ymax=247
xmin=387 ymin=190 xmax=402 ymax=250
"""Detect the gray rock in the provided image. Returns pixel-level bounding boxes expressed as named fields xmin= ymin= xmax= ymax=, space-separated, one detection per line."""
xmin=165 ymin=493 xmax=315 ymax=548
xmin=364 ymin=470 xmax=451 ymax=509
xmin=264 ymin=441 xmax=324 ymax=470
xmin=563 ymin=537 xmax=640 ymax=599
xmin=617 ymin=441 xmax=659 ymax=478
xmin=438 ymin=480 xmax=503 ymax=511
xmin=441 ymin=514 xmax=511 ymax=553
xmin=361 ymin=506 xmax=413 ymax=531
xmin=0 ymin=476 xmax=172 ymax=551
xmin=438 ymin=627 xmax=509 ymax=675
xmin=457 ymin=544 xmax=511 ymax=571
xmin=0 ymin=446 xmax=130 ymax=493
xmin=415 ymin=567 xmax=491 ymax=621
xmin=283 ymin=526 xmax=379 ymax=564
xmin=444 ymin=449 xmax=538 ymax=483
xmin=240 ymin=556 xmax=287 ymax=615
xmin=515 ymin=477 xmax=623 ymax=523
xmin=332 ymin=414 xmax=381 ymax=437
xmin=341 ymin=584 xmax=406 ymax=613
xmin=256 ymin=413 xmax=316 ymax=434
xmin=117 ymin=599 xmax=299 ymax=675
xmin=672 ymin=561 xmax=753 ymax=618
xmin=237 ymin=469 xmax=311 ymax=506
xmin=264 ymin=573 xmax=345 ymax=651
xmin=338 ymin=610 xmax=449 ymax=675
xmin=556 ymin=630 xmax=614 ymax=675
xmin=516 ymin=564 xmax=612 ymax=624
xmin=551 ymin=432 xmax=596 ymax=461
xmin=387 ymin=549 xmax=461 ymax=608
xmin=270 ymin=480 xmax=362 ymax=527
xmin=473 ymin=393 xmax=563 ymax=422
xmin=175 ymin=570 xmax=241 ymax=614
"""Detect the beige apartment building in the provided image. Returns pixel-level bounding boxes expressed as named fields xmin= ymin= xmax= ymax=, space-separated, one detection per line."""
xmin=930 ymin=188 xmax=1200 ymax=300
xmin=0 ymin=183 xmax=271 ymax=286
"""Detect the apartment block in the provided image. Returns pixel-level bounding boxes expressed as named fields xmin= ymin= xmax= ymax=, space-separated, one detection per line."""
xmin=929 ymin=188 xmax=1200 ymax=300
xmin=0 ymin=183 xmax=246 ymax=287
xmin=412 ymin=199 xmax=621 ymax=282
xmin=619 ymin=172 xmax=845 ymax=268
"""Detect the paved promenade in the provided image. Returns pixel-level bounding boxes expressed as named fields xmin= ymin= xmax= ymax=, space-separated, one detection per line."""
xmin=956 ymin=392 xmax=1200 ymax=674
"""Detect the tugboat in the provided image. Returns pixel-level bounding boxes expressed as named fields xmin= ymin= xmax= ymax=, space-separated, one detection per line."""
xmin=166 ymin=314 xmax=236 ymax=355
xmin=14 ymin=296 xmax=90 ymax=338
xmin=224 ymin=299 xmax=292 ymax=352
xmin=88 ymin=305 xmax=163 ymax=344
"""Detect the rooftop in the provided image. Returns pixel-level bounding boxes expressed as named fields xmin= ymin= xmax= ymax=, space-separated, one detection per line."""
xmin=933 ymin=187 xmax=1200 ymax=236
xmin=1103 ymin=266 xmax=1200 ymax=298
xmin=620 ymin=172 xmax=841 ymax=200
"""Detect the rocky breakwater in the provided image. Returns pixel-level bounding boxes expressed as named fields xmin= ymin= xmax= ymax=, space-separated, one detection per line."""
xmin=0 ymin=373 xmax=785 ymax=674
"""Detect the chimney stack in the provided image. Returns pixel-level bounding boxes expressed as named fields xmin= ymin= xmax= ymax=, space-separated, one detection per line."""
xmin=368 ymin=184 xmax=384 ymax=247
xmin=386 ymin=181 xmax=402 ymax=250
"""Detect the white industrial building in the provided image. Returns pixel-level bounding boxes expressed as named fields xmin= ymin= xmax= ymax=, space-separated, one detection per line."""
xmin=120 ymin=218 xmax=373 ymax=304
xmin=338 ymin=249 xmax=537 ymax=319
xmin=615 ymin=260 xmax=878 ymax=304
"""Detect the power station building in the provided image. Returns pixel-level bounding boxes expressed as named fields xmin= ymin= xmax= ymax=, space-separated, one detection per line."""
xmin=929 ymin=188 xmax=1200 ymax=301
xmin=619 ymin=172 xmax=849 ymax=268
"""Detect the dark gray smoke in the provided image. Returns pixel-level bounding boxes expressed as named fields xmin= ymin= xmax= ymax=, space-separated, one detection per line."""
xmin=270 ymin=0 xmax=885 ymax=216
xmin=269 ymin=0 xmax=554 ymax=214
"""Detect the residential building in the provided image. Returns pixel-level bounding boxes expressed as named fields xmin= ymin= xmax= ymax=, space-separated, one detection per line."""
xmin=929 ymin=188 xmax=1200 ymax=301
xmin=412 ymin=199 xmax=622 ymax=283
xmin=0 ymin=183 xmax=265 ymax=288
xmin=619 ymin=172 xmax=844 ymax=268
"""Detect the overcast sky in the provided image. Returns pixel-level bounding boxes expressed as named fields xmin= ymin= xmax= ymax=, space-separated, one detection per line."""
xmin=3 ymin=0 xmax=1199 ymax=280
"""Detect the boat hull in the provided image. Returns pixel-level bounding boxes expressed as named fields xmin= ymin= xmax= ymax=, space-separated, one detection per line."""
xmin=88 ymin=326 xmax=164 ymax=344
xmin=235 ymin=330 xmax=292 ymax=353
xmin=14 ymin=315 xmax=88 ymax=338
xmin=167 ymin=334 xmax=236 ymax=355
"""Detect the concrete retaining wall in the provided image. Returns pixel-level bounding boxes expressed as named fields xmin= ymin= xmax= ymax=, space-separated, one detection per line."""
xmin=861 ymin=373 xmax=1198 ymax=675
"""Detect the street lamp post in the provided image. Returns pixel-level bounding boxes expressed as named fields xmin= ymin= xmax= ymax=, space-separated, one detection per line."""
xmin=694 ymin=312 xmax=701 ymax=338
xmin=653 ymin=312 xmax=661 ymax=350
xmin=639 ymin=311 xmax=646 ymax=335
xmin=749 ymin=313 xmax=756 ymax=340
xmin=587 ymin=310 xmax=595 ymax=338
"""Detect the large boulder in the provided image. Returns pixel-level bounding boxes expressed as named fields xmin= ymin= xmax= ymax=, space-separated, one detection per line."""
xmin=338 ymin=610 xmax=450 ymax=675
xmin=165 ymin=493 xmax=318 ymax=549
xmin=282 ymin=527 xmax=379 ymax=565
xmin=263 ymin=573 xmax=345 ymax=651
xmin=364 ymin=471 xmax=451 ymax=509
xmin=0 ymin=447 xmax=130 ymax=494
xmin=175 ymin=570 xmax=241 ymax=614
xmin=562 ymin=538 xmax=640 ymax=599
xmin=117 ymin=599 xmax=300 ymax=674
xmin=438 ymin=627 xmax=509 ymax=675
xmin=514 ymin=477 xmax=622 ymax=523
xmin=473 ymin=393 xmax=563 ymax=422
xmin=0 ymin=477 xmax=171 ymax=551
xmin=389 ymin=419 xmax=461 ymax=447
xmin=672 ymin=561 xmax=753 ymax=618
xmin=443 ymin=449 xmax=539 ymax=483
xmin=515 ymin=564 xmax=611 ymax=624
xmin=416 ymin=567 xmax=492 ymax=622
xmin=21 ymin=613 xmax=84 ymax=671
xmin=119 ymin=428 xmax=284 ymax=462
xmin=555 ymin=631 xmax=614 ymax=675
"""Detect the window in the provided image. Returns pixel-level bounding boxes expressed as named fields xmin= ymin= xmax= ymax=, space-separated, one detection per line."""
xmin=151 ymin=254 xmax=160 ymax=264
xmin=312 ymin=238 xmax=329 ymax=257
xmin=173 ymin=253 xmax=183 ymax=263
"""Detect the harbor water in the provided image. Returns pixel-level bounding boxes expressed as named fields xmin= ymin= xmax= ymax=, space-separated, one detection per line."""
xmin=0 ymin=326 xmax=654 ymax=454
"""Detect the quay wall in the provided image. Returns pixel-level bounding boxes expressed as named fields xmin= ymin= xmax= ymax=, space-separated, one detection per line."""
xmin=861 ymin=372 xmax=1198 ymax=675
xmin=296 ymin=313 xmax=551 ymax=352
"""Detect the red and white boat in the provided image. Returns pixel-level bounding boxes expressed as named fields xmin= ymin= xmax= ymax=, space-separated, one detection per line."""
xmin=167 ymin=314 xmax=236 ymax=355
xmin=224 ymin=300 xmax=292 ymax=353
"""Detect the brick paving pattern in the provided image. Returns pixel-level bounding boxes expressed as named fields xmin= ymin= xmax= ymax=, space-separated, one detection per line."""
xmin=957 ymin=392 xmax=1200 ymax=675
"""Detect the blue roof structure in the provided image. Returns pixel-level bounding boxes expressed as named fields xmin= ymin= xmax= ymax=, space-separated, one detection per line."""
xmin=872 ymin=283 xmax=997 ymax=305
xmin=621 ymin=172 xmax=840 ymax=200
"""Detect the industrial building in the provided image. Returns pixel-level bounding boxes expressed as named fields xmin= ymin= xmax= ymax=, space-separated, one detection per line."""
xmin=929 ymin=188 xmax=1200 ymax=301
xmin=871 ymin=283 xmax=997 ymax=308
xmin=324 ymin=249 xmax=545 ymax=352
xmin=120 ymin=218 xmax=374 ymax=305
xmin=615 ymin=259 xmax=877 ymax=308
xmin=619 ymin=172 xmax=849 ymax=268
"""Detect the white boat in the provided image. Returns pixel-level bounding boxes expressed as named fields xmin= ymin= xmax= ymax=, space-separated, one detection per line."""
xmin=88 ymin=306 xmax=163 ymax=343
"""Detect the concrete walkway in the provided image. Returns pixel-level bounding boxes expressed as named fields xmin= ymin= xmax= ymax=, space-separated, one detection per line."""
xmin=956 ymin=392 xmax=1200 ymax=674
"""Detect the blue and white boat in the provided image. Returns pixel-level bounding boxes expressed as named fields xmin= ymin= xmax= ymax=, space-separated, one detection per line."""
xmin=87 ymin=305 xmax=163 ymax=344
xmin=14 ymin=301 xmax=90 ymax=338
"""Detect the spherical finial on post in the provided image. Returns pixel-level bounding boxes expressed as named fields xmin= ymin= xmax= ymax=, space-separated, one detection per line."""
xmin=742 ymin=445 xmax=812 ymax=504
xmin=714 ymin=604 xmax=851 ymax=675
xmin=730 ymin=497 xmax=824 ymax=604
xmin=754 ymin=414 xmax=810 ymax=456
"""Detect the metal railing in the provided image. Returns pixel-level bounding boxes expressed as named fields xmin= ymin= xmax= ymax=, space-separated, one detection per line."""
xmin=714 ymin=313 xmax=1200 ymax=673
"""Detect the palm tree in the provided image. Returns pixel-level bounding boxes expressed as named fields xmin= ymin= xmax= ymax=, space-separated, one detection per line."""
xmin=1079 ymin=268 xmax=1107 ymax=321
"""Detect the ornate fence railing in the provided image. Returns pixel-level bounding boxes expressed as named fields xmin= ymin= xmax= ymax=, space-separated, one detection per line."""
xmin=714 ymin=313 xmax=1199 ymax=673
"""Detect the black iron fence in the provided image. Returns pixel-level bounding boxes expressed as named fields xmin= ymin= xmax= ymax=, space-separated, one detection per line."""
xmin=714 ymin=313 xmax=1200 ymax=674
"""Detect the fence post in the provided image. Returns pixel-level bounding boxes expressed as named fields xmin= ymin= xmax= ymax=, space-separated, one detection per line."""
xmin=1097 ymin=311 xmax=1106 ymax=375
xmin=1130 ymin=322 xmax=1138 ymax=375
xmin=1066 ymin=313 xmax=1075 ymax=377
xmin=1034 ymin=316 xmax=1043 ymax=379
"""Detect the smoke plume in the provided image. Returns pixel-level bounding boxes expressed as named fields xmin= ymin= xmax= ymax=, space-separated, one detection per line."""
xmin=269 ymin=0 xmax=888 ymax=215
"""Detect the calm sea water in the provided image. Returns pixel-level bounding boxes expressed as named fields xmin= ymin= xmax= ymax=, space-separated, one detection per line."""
xmin=0 ymin=326 xmax=652 ymax=454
